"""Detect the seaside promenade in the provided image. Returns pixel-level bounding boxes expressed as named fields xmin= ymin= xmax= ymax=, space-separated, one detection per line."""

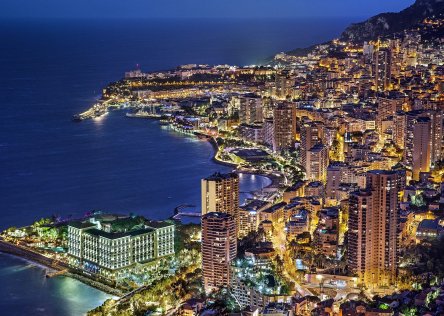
xmin=0 ymin=237 xmax=123 ymax=296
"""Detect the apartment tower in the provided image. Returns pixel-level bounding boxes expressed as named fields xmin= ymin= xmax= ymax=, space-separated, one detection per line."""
xmin=201 ymin=172 xmax=240 ymax=231
xmin=348 ymin=170 xmax=400 ymax=287
xmin=201 ymin=212 xmax=237 ymax=293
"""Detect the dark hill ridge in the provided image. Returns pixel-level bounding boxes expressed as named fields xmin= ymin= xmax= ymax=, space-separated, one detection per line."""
xmin=340 ymin=0 xmax=444 ymax=42
xmin=284 ymin=0 xmax=444 ymax=57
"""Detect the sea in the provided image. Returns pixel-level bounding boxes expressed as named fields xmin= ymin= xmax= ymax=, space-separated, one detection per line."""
xmin=0 ymin=18 xmax=355 ymax=315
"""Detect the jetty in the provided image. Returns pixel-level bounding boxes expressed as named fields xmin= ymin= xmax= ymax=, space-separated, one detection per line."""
xmin=172 ymin=204 xmax=201 ymax=220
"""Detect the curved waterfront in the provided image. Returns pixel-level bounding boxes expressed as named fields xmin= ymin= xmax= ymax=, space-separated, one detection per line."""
xmin=0 ymin=18 xmax=352 ymax=315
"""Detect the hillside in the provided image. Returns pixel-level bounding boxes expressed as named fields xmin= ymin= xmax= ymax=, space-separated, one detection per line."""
xmin=340 ymin=0 xmax=444 ymax=42
xmin=283 ymin=0 xmax=444 ymax=57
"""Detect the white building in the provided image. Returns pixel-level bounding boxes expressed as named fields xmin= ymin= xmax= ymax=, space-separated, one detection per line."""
xmin=68 ymin=214 xmax=174 ymax=281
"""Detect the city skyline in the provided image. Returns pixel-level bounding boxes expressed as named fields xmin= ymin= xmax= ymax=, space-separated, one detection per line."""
xmin=1 ymin=0 xmax=444 ymax=315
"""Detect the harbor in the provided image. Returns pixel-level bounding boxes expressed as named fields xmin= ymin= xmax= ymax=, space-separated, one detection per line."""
xmin=74 ymin=100 xmax=167 ymax=121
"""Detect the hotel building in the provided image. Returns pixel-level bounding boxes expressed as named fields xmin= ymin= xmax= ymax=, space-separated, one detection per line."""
xmin=67 ymin=214 xmax=174 ymax=281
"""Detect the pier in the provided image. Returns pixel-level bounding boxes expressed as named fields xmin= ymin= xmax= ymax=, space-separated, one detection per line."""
xmin=172 ymin=204 xmax=201 ymax=220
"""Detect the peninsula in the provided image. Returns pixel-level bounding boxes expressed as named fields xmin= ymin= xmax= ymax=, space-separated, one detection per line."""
xmin=3 ymin=0 xmax=444 ymax=315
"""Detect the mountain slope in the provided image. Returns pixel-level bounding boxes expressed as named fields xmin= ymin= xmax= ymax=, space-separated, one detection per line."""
xmin=340 ymin=0 xmax=444 ymax=42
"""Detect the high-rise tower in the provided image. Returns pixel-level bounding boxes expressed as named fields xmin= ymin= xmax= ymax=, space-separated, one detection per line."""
xmin=201 ymin=212 xmax=237 ymax=293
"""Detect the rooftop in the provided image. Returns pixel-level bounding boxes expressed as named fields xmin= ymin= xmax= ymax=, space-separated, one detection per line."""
xmin=68 ymin=214 xmax=173 ymax=239
xmin=86 ymin=227 xmax=154 ymax=239
xmin=204 ymin=172 xmax=238 ymax=181
xmin=202 ymin=212 xmax=234 ymax=220
xmin=262 ymin=202 xmax=287 ymax=214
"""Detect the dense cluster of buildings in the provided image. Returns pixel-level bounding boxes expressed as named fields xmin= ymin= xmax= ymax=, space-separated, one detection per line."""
xmin=190 ymin=16 xmax=444 ymax=315
xmin=97 ymin=14 xmax=444 ymax=316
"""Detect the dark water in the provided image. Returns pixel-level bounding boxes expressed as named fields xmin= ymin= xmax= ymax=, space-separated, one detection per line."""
xmin=0 ymin=254 xmax=112 ymax=316
xmin=0 ymin=18 xmax=353 ymax=315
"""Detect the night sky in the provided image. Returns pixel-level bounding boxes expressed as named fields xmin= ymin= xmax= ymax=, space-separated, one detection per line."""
xmin=1 ymin=0 xmax=415 ymax=19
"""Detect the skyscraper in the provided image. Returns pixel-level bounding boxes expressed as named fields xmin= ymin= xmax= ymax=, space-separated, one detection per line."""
xmin=348 ymin=170 xmax=401 ymax=287
xmin=272 ymin=102 xmax=296 ymax=152
xmin=275 ymin=72 xmax=294 ymax=100
xmin=401 ymin=111 xmax=435 ymax=181
xmin=300 ymin=120 xmax=324 ymax=169
xmin=376 ymin=93 xmax=407 ymax=133
xmin=326 ymin=162 xmax=347 ymax=204
xmin=201 ymin=212 xmax=237 ymax=293
xmin=428 ymin=110 xmax=443 ymax=165
xmin=239 ymin=95 xmax=263 ymax=125
xmin=348 ymin=190 xmax=372 ymax=282
xmin=393 ymin=111 xmax=407 ymax=149
xmin=373 ymin=48 xmax=392 ymax=92
xmin=306 ymin=143 xmax=329 ymax=183
xmin=403 ymin=111 xmax=421 ymax=170
xmin=201 ymin=172 xmax=240 ymax=230
xmin=412 ymin=117 xmax=431 ymax=181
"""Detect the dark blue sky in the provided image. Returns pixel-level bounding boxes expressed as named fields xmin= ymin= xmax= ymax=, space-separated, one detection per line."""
xmin=1 ymin=0 xmax=414 ymax=19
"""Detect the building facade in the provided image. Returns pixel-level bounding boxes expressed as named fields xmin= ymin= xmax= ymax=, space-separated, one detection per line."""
xmin=272 ymin=103 xmax=296 ymax=152
xmin=201 ymin=172 xmax=240 ymax=231
xmin=306 ymin=143 xmax=329 ymax=183
xmin=347 ymin=170 xmax=401 ymax=287
xmin=67 ymin=215 xmax=175 ymax=281
xmin=412 ymin=117 xmax=431 ymax=181
xmin=201 ymin=212 xmax=237 ymax=293
xmin=239 ymin=95 xmax=263 ymax=125
xmin=373 ymin=48 xmax=392 ymax=92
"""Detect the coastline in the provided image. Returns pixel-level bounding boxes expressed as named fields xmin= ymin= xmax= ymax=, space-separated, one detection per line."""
xmin=0 ymin=124 xmax=280 ymax=300
xmin=0 ymin=239 xmax=123 ymax=297
xmin=208 ymin=135 xmax=282 ymax=190
xmin=208 ymin=136 xmax=239 ymax=168
xmin=0 ymin=239 xmax=68 ymax=272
